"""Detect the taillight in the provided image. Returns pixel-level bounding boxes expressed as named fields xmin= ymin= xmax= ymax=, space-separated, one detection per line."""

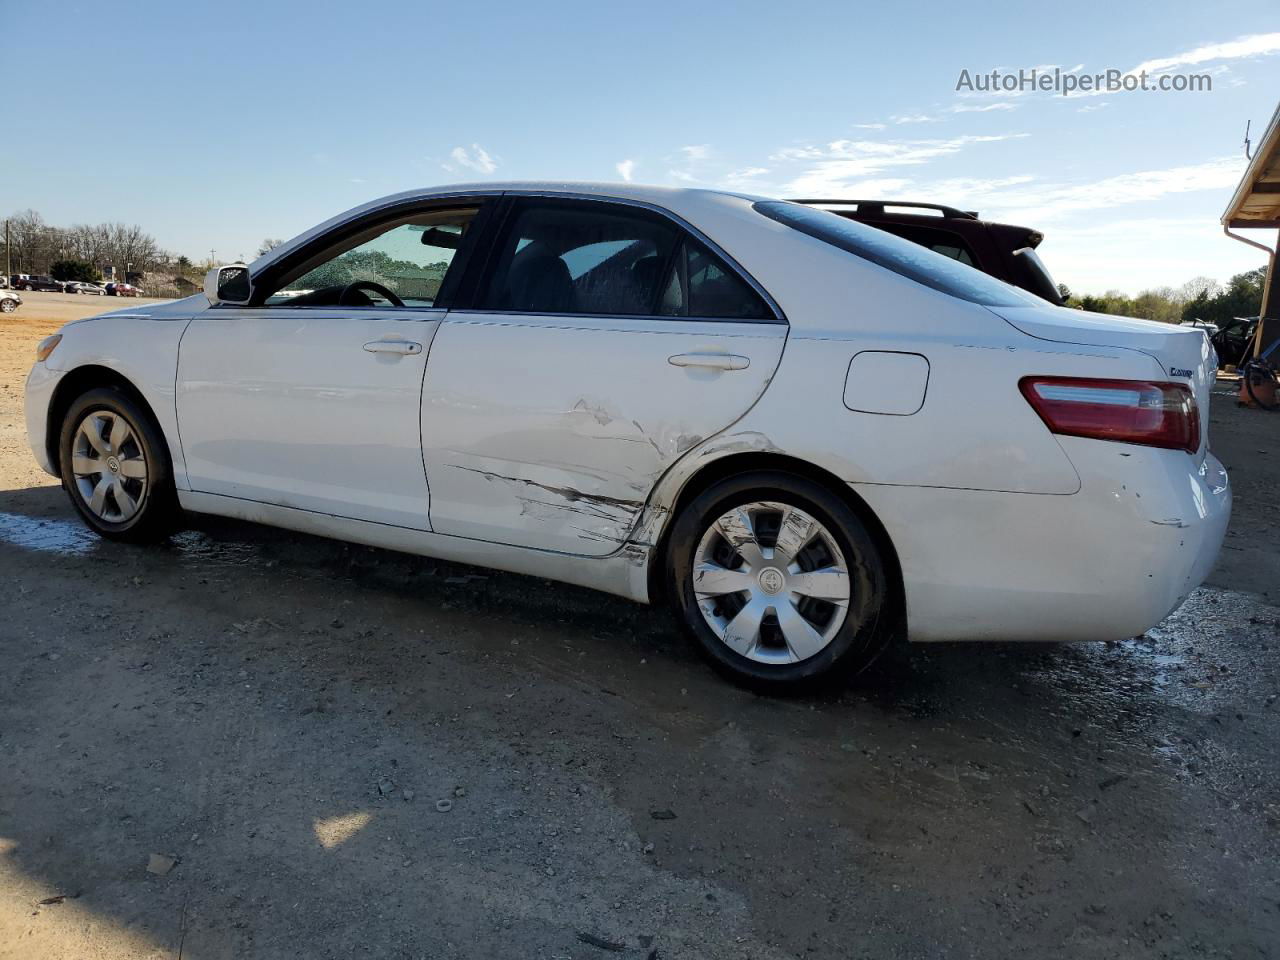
xmin=1019 ymin=377 xmax=1200 ymax=454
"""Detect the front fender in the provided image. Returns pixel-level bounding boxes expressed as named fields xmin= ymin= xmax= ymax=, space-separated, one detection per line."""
xmin=41 ymin=315 xmax=194 ymax=488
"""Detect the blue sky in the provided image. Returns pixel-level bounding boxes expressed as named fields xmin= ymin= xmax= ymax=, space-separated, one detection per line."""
xmin=3 ymin=0 xmax=1277 ymax=293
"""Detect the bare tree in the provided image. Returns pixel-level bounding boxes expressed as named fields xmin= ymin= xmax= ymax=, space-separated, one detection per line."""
xmin=1177 ymin=276 xmax=1223 ymax=302
xmin=101 ymin=222 xmax=161 ymax=276
xmin=257 ymin=238 xmax=285 ymax=258
xmin=6 ymin=210 xmax=50 ymax=273
xmin=67 ymin=222 xmax=112 ymax=267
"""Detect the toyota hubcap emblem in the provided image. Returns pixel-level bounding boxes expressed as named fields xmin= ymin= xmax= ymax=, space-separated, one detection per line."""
xmin=758 ymin=567 xmax=785 ymax=594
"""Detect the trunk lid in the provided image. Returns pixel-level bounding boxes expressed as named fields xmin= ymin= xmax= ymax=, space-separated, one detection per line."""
xmin=990 ymin=303 xmax=1215 ymax=458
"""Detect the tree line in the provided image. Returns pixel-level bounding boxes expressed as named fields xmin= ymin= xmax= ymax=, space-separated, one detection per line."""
xmin=1064 ymin=267 xmax=1267 ymax=325
xmin=1 ymin=209 xmax=188 ymax=282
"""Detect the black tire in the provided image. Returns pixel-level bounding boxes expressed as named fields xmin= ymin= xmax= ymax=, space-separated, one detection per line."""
xmin=0 ymin=300 xmax=14 ymax=313
xmin=58 ymin=387 xmax=178 ymax=541
xmin=666 ymin=470 xmax=890 ymax=691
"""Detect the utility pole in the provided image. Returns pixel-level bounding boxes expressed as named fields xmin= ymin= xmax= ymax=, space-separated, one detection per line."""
xmin=4 ymin=219 xmax=10 ymax=287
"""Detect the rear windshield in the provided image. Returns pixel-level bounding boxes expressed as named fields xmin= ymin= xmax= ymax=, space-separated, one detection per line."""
xmin=754 ymin=200 xmax=1039 ymax=307
xmin=1013 ymin=245 xmax=1062 ymax=303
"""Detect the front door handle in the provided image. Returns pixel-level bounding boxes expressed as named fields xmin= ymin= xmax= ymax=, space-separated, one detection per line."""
xmin=363 ymin=339 xmax=422 ymax=356
xmin=668 ymin=353 xmax=750 ymax=371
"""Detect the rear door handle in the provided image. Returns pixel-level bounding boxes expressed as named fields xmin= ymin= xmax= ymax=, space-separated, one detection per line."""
xmin=668 ymin=353 xmax=750 ymax=371
xmin=363 ymin=339 xmax=422 ymax=356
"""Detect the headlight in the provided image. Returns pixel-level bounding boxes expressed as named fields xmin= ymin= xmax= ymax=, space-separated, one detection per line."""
xmin=35 ymin=334 xmax=62 ymax=363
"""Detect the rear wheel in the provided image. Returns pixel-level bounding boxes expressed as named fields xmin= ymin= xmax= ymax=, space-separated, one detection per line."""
xmin=0 ymin=299 xmax=14 ymax=313
xmin=58 ymin=387 xmax=177 ymax=541
xmin=667 ymin=471 xmax=889 ymax=690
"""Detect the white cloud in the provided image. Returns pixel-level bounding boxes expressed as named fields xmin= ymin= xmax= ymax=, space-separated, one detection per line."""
xmin=615 ymin=159 xmax=636 ymax=182
xmin=1076 ymin=101 xmax=1109 ymax=114
xmin=770 ymin=145 xmax=826 ymax=162
xmin=1131 ymin=31 xmax=1280 ymax=76
xmin=921 ymin=174 xmax=1036 ymax=195
xmin=721 ymin=167 xmax=771 ymax=191
xmin=780 ymin=134 xmax=1028 ymax=195
xmin=981 ymin=156 xmax=1245 ymax=222
xmin=870 ymin=156 xmax=1243 ymax=228
xmin=950 ymin=101 xmax=1017 ymax=113
xmin=665 ymin=144 xmax=714 ymax=184
xmin=1041 ymin=217 xmax=1267 ymax=294
xmin=446 ymin=143 xmax=497 ymax=175
xmin=852 ymin=122 xmax=887 ymax=130
xmin=891 ymin=114 xmax=938 ymax=124
xmin=802 ymin=178 xmax=913 ymax=197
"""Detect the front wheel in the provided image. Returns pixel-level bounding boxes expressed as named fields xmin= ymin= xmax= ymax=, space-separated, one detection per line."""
xmin=667 ymin=471 xmax=890 ymax=690
xmin=59 ymin=387 xmax=177 ymax=541
xmin=0 ymin=299 xmax=14 ymax=313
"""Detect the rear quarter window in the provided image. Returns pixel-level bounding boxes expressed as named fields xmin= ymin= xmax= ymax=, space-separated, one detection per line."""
xmin=755 ymin=201 xmax=1040 ymax=308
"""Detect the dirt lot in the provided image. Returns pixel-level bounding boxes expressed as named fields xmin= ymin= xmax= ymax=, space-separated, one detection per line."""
xmin=1 ymin=293 xmax=1277 ymax=959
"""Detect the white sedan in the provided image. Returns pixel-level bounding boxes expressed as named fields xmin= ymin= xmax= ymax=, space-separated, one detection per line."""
xmin=24 ymin=182 xmax=1230 ymax=688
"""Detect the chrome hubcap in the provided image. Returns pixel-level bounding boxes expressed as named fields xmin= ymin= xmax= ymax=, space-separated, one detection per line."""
xmin=692 ymin=501 xmax=851 ymax=664
xmin=71 ymin=411 xmax=148 ymax=522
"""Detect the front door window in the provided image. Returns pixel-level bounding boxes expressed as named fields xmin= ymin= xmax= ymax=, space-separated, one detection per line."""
xmin=264 ymin=207 xmax=479 ymax=308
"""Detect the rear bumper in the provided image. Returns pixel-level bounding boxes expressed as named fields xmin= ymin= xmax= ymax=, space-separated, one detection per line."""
xmin=855 ymin=440 xmax=1230 ymax=642
xmin=25 ymin=362 xmax=61 ymax=477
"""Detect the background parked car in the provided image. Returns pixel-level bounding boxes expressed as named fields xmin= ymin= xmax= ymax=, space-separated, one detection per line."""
xmin=105 ymin=282 xmax=141 ymax=297
xmin=14 ymin=275 xmax=65 ymax=292
xmin=0 ymin=289 xmax=21 ymax=313
xmin=63 ymin=281 xmax=106 ymax=295
xmin=1181 ymin=318 xmax=1220 ymax=336
xmin=1211 ymin=316 xmax=1260 ymax=368
xmin=795 ymin=199 xmax=1064 ymax=304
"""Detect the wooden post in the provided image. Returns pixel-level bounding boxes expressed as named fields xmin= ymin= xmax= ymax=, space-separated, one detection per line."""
xmin=1251 ymin=244 xmax=1280 ymax=359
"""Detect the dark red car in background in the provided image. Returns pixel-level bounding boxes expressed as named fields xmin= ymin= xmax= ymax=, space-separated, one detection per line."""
xmin=794 ymin=200 xmax=1064 ymax=304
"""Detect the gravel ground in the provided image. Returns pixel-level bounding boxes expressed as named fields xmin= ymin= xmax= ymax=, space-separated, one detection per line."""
xmin=1 ymin=294 xmax=1277 ymax=959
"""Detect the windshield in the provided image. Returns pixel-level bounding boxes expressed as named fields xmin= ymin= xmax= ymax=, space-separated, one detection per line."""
xmin=754 ymin=200 xmax=1040 ymax=308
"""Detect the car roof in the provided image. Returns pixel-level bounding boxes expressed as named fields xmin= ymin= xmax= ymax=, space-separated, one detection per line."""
xmin=250 ymin=181 xmax=766 ymax=273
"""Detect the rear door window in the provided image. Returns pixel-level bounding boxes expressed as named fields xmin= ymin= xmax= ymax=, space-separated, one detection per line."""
xmin=657 ymin=238 xmax=772 ymax=320
xmin=478 ymin=199 xmax=774 ymax=320
xmin=479 ymin=200 xmax=681 ymax=315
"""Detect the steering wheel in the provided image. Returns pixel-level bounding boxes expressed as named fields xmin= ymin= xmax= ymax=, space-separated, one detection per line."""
xmin=338 ymin=280 xmax=404 ymax=307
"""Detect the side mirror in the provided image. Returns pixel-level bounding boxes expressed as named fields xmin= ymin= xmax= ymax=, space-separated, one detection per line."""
xmin=204 ymin=264 xmax=252 ymax=306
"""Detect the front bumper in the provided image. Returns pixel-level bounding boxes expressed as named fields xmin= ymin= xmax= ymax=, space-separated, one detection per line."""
xmin=855 ymin=440 xmax=1231 ymax=643
xmin=25 ymin=362 xmax=62 ymax=477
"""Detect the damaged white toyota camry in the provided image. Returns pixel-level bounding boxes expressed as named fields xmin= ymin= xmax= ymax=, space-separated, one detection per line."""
xmin=25 ymin=182 xmax=1229 ymax=688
